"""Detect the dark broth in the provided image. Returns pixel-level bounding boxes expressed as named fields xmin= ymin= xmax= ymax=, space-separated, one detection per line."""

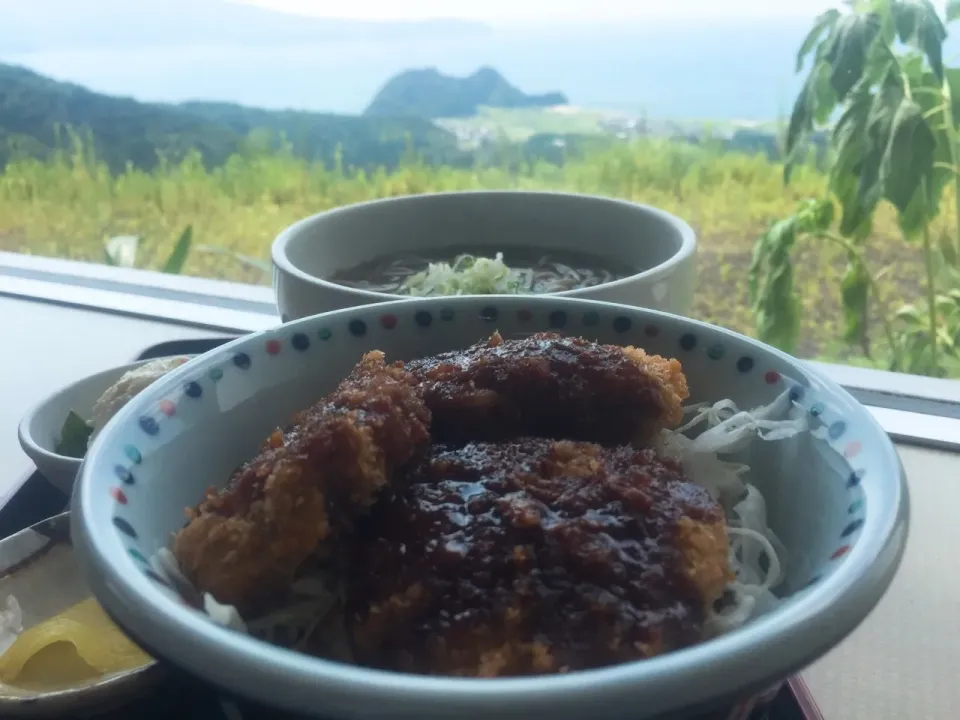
xmin=330 ymin=246 xmax=637 ymax=294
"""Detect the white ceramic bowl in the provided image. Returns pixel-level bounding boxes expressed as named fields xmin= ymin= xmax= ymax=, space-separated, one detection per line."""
xmin=272 ymin=191 xmax=697 ymax=321
xmin=71 ymin=296 xmax=908 ymax=720
xmin=18 ymin=360 xmax=155 ymax=495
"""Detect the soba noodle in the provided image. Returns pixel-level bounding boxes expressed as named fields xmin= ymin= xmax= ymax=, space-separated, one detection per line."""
xmin=330 ymin=250 xmax=632 ymax=296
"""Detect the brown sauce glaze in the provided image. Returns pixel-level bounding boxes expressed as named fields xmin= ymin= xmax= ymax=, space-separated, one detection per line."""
xmin=349 ymin=438 xmax=730 ymax=677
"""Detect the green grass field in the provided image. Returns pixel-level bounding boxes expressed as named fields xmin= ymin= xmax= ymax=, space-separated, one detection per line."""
xmin=0 ymin=139 xmax=928 ymax=364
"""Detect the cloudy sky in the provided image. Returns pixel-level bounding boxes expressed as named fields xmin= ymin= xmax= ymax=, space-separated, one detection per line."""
xmin=240 ymin=0 xmax=840 ymax=23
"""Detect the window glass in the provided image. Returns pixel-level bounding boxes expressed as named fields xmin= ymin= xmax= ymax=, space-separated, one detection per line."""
xmin=1 ymin=1 xmax=955 ymax=377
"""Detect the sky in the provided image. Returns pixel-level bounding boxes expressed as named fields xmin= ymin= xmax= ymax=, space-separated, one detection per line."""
xmin=238 ymin=0 xmax=840 ymax=23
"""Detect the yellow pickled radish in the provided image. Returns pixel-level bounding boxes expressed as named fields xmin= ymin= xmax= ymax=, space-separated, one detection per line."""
xmin=0 ymin=598 xmax=151 ymax=691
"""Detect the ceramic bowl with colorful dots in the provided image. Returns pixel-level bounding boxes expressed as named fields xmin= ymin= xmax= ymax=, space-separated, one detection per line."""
xmin=71 ymin=295 xmax=908 ymax=720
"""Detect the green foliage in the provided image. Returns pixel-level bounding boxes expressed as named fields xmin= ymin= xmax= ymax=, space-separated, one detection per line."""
xmin=840 ymin=259 xmax=871 ymax=352
xmin=796 ymin=10 xmax=841 ymax=72
xmin=162 ymin=226 xmax=193 ymax=274
xmin=364 ymin=67 xmax=567 ymax=119
xmin=2 ymin=134 xmax=860 ymax=353
xmin=949 ymin=0 xmax=960 ymax=23
xmin=179 ymin=101 xmax=468 ymax=169
xmin=749 ymin=199 xmax=833 ymax=353
xmin=891 ymin=0 xmax=946 ymax=79
xmin=825 ymin=12 xmax=881 ymax=100
xmin=758 ymin=0 xmax=960 ymax=377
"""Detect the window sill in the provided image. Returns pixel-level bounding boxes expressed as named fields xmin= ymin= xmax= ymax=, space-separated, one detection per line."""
xmin=2 ymin=252 xmax=956 ymax=451
xmin=0 ymin=252 xmax=275 ymax=333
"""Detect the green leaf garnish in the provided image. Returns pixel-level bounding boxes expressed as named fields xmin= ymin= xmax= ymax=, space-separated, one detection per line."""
xmin=56 ymin=410 xmax=94 ymax=459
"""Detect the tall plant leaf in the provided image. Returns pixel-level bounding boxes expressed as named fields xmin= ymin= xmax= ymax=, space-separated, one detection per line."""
xmin=749 ymin=199 xmax=832 ymax=353
xmin=939 ymin=232 xmax=959 ymax=267
xmin=802 ymin=197 xmax=836 ymax=232
xmin=830 ymin=86 xmax=875 ymax=237
xmin=944 ymin=68 xmax=960 ymax=125
xmin=822 ymin=12 xmax=882 ymax=101
xmin=796 ymin=9 xmax=842 ymax=71
xmin=786 ymin=64 xmax=819 ymax=169
xmin=948 ymin=0 xmax=960 ymax=23
xmin=900 ymin=64 xmax=953 ymax=233
xmin=840 ymin=259 xmax=871 ymax=352
xmin=784 ymin=9 xmax=880 ymax=180
xmin=881 ymin=98 xmax=937 ymax=232
xmin=757 ymin=258 xmax=801 ymax=353
xmin=812 ymin=62 xmax=840 ymax=124
xmin=749 ymin=217 xmax=801 ymax=352
xmin=857 ymin=72 xmax=904 ymax=210
xmin=786 ymin=62 xmax=837 ymax=179
xmin=161 ymin=225 xmax=193 ymax=274
xmin=892 ymin=0 xmax=947 ymax=79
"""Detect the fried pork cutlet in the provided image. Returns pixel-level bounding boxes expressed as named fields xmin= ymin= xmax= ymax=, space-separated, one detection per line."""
xmin=348 ymin=438 xmax=731 ymax=677
xmin=405 ymin=332 xmax=688 ymax=445
xmin=172 ymin=351 xmax=431 ymax=612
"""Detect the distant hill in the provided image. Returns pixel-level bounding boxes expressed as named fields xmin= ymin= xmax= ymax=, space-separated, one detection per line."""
xmin=364 ymin=67 xmax=568 ymax=119
xmin=0 ymin=64 xmax=465 ymax=172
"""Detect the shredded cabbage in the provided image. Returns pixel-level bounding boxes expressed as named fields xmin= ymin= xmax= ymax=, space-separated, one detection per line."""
xmin=398 ymin=253 xmax=525 ymax=296
xmin=656 ymin=390 xmax=805 ymax=636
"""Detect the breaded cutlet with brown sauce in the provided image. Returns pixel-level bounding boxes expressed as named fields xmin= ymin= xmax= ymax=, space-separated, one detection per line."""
xmin=348 ymin=438 xmax=731 ymax=677
xmin=173 ymin=351 xmax=431 ymax=612
xmin=405 ymin=332 xmax=688 ymax=445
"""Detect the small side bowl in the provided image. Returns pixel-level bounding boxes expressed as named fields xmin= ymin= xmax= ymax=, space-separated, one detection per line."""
xmin=18 ymin=360 xmax=157 ymax=495
xmin=272 ymin=190 xmax=697 ymax=321
xmin=0 ymin=512 xmax=162 ymax=717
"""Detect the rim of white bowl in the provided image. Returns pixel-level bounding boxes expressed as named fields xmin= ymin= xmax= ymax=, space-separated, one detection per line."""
xmin=73 ymin=297 xmax=909 ymax=719
xmin=17 ymin=359 xmax=158 ymax=466
xmin=271 ymin=190 xmax=698 ymax=302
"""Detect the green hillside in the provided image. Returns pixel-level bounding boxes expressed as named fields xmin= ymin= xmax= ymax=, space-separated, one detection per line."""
xmin=0 ymin=62 xmax=801 ymax=179
xmin=0 ymin=64 xmax=465 ymax=173
xmin=179 ymin=102 xmax=467 ymax=168
xmin=365 ymin=67 xmax=567 ymax=118
xmin=0 ymin=64 xmax=236 ymax=172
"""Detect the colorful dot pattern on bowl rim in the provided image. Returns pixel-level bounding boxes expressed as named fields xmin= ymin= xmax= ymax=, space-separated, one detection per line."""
xmin=108 ymin=305 xmax=867 ymax=593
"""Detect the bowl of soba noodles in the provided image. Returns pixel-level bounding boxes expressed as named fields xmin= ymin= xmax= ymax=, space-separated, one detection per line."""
xmin=271 ymin=191 xmax=696 ymax=321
